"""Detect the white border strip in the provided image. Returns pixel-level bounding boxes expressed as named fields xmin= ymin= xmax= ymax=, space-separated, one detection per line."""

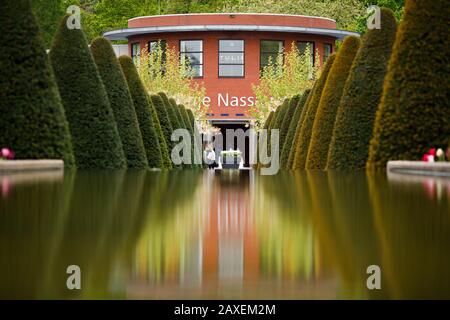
xmin=128 ymin=13 xmax=336 ymax=23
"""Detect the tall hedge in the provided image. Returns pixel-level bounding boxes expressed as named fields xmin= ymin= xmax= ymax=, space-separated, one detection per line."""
xmin=292 ymin=54 xmax=336 ymax=170
xmin=306 ymin=36 xmax=360 ymax=170
xmin=327 ymin=9 xmax=397 ymax=170
xmin=367 ymin=0 xmax=450 ymax=169
xmin=148 ymin=97 xmax=172 ymax=169
xmin=158 ymin=92 xmax=183 ymax=168
xmin=187 ymin=108 xmax=204 ymax=167
xmin=281 ymin=90 xmax=310 ymax=169
xmin=160 ymin=92 xmax=182 ymax=131
xmin=118 ymin=56 xmax=162 ymax=168
xmin=91 ymin=37 xmax=148 ymax=169
xmin=287 ymin=89 xmax=313 ymax=169
xmin=0 ymin=1 xmax=74 ymax=165
xmin=279 ymin=95 xmax=300 ymax=161
xmin=172 ymin=100 xmax=193 ymax=168
xmin=180 ymin=105 xmax=199 ymax=168
xmin=50 ymin=15 xmax=125 ymax=169
xmin=150 ymin=94 xmax=176 ymax=168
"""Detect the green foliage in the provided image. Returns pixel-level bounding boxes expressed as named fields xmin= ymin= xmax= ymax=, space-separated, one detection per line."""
xmin=287 ymin=89 xmax=313 ymax=169
xmin=159 ymin=92 xmax=182 ymax=131
xmin=186 ymin=108 xmax=204 ymax=168
xmin=33 ymin=1 xmax=404 ymax=46
xmin=31 ymin=0 xmax=65 ymax=48
xmin=119 ymin=56 xmax=162 ymax=168
xmin=306 ymin=36 xmax=360 ymax=170
xmin=148 ymin=98 xmax=172 ymax=169
xmin=0 ymin=0 xmax=74 ymax=165
xmin=292 ymin=54 xmax=336 ymax=170
xmin=50 ymin=15 xmax=125 ymax=169
xmin=139 ymin=42 xmax=207 ymax=121
xmin=91 ymin=37 xmax=148 ymax=169
xmin=281 ymin=90 xmax=310 ymax=169
xmin=170 ymin=98 xmax=193 ymax=168
xmin=149 ymin=94 xmax=175 ymax=167
xmin=180 ymin=105 xmax=200 ymax=168
xmin=367 ymin=0 xmax=450 ymax=168
xmin=251 ymin=42 xmax=319 ymax=127
xmin=327 ymin=9 xmax=397 ymax=170
xmin=279 ymin=95 xmax=301 ymax=153
xmin=355 ymin=0 xmax=404 ymax=34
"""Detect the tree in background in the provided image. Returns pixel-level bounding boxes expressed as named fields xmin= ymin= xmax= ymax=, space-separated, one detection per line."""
xmin=91 ymin=37 xmax=148 ymax=169
xmin=50 ymin=15 xmax=125 ymax=169
xmin=292 ymin=54 xmax=336 ymax=170
xmin=327 ymin=9 xmax=397 ymax=170
xmin=0 ymin=0 xmax=74 ymax=165
xmin=119 ymin=56 xmax=162 ymax=168
xmin=32 ymin=0 xmax=404 ymax=47
xmin=251 ymin=43 xmax=319 ymax=128
xmin=281 ymin=90 xmax=310 ymax=169
xmin=367 ymin=0 xmax=450 ymax=168
xmin=306 ymin=36 xmax=360 ymax=170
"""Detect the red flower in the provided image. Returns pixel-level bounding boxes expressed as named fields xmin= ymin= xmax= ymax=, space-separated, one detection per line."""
xmin=428 ymin=148 xmax=436 ymax=156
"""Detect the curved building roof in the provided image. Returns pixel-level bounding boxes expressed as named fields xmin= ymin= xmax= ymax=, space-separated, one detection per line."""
xmin=104 ymin=13 xmax=359 ymax=41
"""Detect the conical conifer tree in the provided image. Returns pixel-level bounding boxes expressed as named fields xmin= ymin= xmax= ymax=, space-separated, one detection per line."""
xmin=287 ymin=90 xmax=313 ymax=170
xmin=292 ymin=54 xmax=336 ymax=170
xmin=281 ymin=90 xmax=310 ymax=169
xmin=327 ymin=9 xmax=397 ymax=170
xmin=0 ymin=1 xmax=74 ymax=165
xmin=91 ymin=37 xmax=148 ymax=169
xmin=367 ymin=0 xmax=450 ymax=168
xmin=50 ymin=15 xmax=125 ymax=169
xmin=148 ymin=97 xmax=172 ymax=169
xmin=306 ymin=36 xmax=360 ymax=169
xmin=118 ymin=56 xmax=162 ymax=168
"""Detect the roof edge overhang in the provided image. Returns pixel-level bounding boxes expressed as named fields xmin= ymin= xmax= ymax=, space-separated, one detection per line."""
xmin=103 ymin=25 xmax=359 ymax=41
xmin=128 ymin=13 xmax=337 ymax=23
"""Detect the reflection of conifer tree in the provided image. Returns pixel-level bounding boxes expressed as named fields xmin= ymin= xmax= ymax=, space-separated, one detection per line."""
xmin=0 ymin=174 xmax=73 ymax=299
xmin=367 ymin=173 xmax=450 ymax=299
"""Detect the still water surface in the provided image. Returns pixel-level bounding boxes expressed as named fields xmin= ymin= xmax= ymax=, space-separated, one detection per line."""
xmin=0 ymin=170 xmax=449 ymax=299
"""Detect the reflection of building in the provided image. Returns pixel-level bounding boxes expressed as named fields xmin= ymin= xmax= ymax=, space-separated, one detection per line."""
xmin=203 ymin=171 xmax=259 ymax=285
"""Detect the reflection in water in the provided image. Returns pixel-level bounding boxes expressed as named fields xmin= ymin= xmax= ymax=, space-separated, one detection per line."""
xmin=0 ymin=169 xmax=449 ymax=299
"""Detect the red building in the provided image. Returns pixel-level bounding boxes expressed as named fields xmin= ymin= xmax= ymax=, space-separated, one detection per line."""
xmin=105 ymin=13 xmax=357 ymax=123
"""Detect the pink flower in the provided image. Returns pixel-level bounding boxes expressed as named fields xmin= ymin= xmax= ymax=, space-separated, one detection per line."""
xmin=428 ymin=148 xmax=436 ymax=156
xmin=1 ymin=148 xmax=14 ymax=160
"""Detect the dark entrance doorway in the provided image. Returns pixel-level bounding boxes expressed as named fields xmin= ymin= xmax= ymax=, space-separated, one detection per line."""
xmin=211 ymin=121 xmax=250 ymax=168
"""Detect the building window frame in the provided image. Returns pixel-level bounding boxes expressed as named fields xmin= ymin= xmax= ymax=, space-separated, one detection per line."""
xmin=179 ymin=39 xmax=204 ymax=78
xmin=131 ymin=42 xmax=140 ymax=64
xmin=260 ymin=39 xmax=284 ymax=73
xmin=218 ymin=39 xmax=245 ymax=78
xmin=324 ymin=43 xmax=333 ymax=62
xmin=297 ymin=41 xmax=316 ymax=66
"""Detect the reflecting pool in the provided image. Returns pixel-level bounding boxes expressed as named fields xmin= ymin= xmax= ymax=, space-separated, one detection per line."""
xmin=1 ymin=169 xmax=449 ymax=299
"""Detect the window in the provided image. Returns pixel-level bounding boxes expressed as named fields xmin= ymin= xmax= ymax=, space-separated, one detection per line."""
xmin=131 ymin=42 xmax=140 ymax=64
xmin=149 ymin=40 xmax=167 ymax=59
xmin=180 ymin=40 xmax=203 ymax=77
xmin=324 ymin=43 xmax=333 ymax=62
xmin=297 ymin=41 xmax=315 ymax=66
xmin=260 ymin=40 xmax=284 ymax=72
xmin=218 ymin=40 xmax=244 ymax=77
